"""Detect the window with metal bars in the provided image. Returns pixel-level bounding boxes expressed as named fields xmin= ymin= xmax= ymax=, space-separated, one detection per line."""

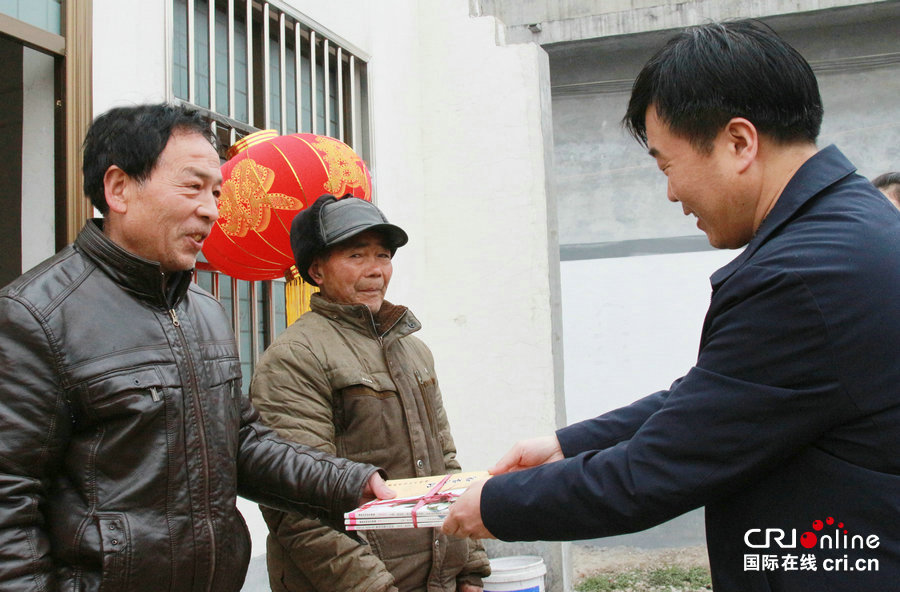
xmin=170 ymin=0 xmax=371 ymax=377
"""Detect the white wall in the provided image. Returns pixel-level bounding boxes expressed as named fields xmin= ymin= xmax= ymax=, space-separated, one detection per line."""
xmin=92 ymin=0 xmax=168 ymax=115
xmin=21 ymin=47 xmax=56 ymax=270
xmin=562 ymin=249 xmax=739 ymax=424
xmin=278 ymin=0 xmax=374 ymax=56
xmin=387 ymin=1 xmax=561 ymax=471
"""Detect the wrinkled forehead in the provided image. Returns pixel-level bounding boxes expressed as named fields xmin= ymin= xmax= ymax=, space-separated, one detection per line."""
xmin=156 ymin=131 xmax=222 ymax=174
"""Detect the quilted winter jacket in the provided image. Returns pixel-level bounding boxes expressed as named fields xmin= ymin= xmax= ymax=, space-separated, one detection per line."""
xmin=0 ymin=220 xmax=381 ymax=592
xmin=251 ymin=294 xmax=490 ymax=592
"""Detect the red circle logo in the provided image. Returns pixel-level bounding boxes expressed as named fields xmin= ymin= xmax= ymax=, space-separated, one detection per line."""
xmin=800 ymin=532 xmax=818 ymax=549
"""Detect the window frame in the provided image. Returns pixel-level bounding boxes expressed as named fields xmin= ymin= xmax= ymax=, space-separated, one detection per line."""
xmin=170 ymin=0 xmax=371 ymax=373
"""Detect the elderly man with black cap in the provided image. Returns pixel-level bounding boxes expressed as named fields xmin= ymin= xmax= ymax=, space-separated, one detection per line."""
xmin=250 ymin=194 xmax=490 ymax=592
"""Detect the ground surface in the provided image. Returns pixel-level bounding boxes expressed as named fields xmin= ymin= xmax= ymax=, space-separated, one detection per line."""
xmin=572 ymin=544 xmax=711 ymax=591
xmin=573 ymin=544 xmax=709 ymax=577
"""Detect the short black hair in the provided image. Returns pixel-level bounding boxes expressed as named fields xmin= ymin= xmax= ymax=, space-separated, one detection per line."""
xmin=623 ymin=20 xmax=823 ymax=153
xmin=873 ymin=172 xmax=900 ymax=201
xmin=82 ymin=103 xmax=217 ymax=214
xmin=872 ymin=172 xmax=900 ymax=191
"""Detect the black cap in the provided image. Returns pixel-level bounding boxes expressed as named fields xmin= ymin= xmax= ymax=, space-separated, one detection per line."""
xmin=290 ymin=194 xmax=408 ymax=285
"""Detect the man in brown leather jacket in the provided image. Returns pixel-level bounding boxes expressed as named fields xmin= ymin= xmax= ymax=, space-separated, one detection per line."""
xmin=251 ymin=195 xmax=490 ymax=592
xmin=0 ymin=104 xmax=391 ymax=592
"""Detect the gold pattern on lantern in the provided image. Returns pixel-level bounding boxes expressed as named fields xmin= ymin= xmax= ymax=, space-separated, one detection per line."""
xmin=217 ymin=159 xmax=302 ymax=237
xmin=311 ymin=136 xmax=371 ymax=198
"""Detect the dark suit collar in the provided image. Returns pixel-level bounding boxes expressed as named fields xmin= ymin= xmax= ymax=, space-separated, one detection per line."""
xmin=710 ymin=145 xmax=856 ymax=290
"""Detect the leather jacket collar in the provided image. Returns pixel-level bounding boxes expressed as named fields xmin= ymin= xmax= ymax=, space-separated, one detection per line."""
xmin=75 ymin=218 xmax=193 ymax=308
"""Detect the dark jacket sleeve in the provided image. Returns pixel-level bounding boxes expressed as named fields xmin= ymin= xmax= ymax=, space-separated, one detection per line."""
xmin=556 ymin=387 xmax=673 ymax=457
xmin=482 ymin=265 xmax=851 ymax=542
xmin=0 ymin=295 xmax=66 ymax=591
xmin=235 ymin=394 xmax=382 ymax=526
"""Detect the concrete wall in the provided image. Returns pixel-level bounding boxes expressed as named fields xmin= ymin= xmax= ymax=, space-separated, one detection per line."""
xmin=476 ymin=0 xmax=893 ymax=44
xmin=546 ymin=3 xmax=900 ymax=247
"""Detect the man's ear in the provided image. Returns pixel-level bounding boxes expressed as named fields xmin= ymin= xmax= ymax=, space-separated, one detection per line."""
xmin=307 ymin=259 xmax=324 ymax=286
xmin=724 ymin=117 xmax=758 ymax=174
xmin=103 ymin=165 xmax=132 ymax=214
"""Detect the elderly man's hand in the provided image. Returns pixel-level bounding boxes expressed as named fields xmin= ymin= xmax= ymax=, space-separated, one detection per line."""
xmin=489 ymin=435 xmax=564 ymax=475
xmin=441 ymin=479 xmax=495 ymax=540
xmin=360 ymin=472 xmax=395 ymax=505
xmin=458 ymin=584 xmax=483 ymax=592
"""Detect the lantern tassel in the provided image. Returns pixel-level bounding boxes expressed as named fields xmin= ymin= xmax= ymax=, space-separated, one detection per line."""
xmin=284 ymin=265 xmax=318 ymax=326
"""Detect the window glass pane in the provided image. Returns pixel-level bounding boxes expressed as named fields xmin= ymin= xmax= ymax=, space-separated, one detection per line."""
xmin=329 ymin=62 xmax=339 ymax=137
xmin=358 ymin=63 xmax=371 ymax=163
xmin=219 ymin=274 xmax=234 ymax=326
xmin=234 ymin=9 xmax=248 ymax=122
xmin=268 ymin=35 xmax=281 ymax=132
xmin=238 ymin=280 xmax=253 ymax=378
xmin=300 ymin=39 xmax=312 ymax=132
xmin=272 ymin=280 xmax=287 ymax=337
xmin=285 ymin=44 xmax=297 ymax=134
xmin=173 ymin=0 xmax=189 ymax=99
xmin=315 ymin=47 xmax=326 ymax=134
xmin=195 ymin=270 xmax=214 ymax=294
xmin=195 ymin=0 xmax=210 ymax=108
xmin=256 ymin=281 xmax=268 ymax=353
xmin=341 ymin=60 xmax=353 ymax=145
xmin=0 ymin=0 xmax=60 ymax=35
xmin=215 ymin=2 xmax=229 ymax=115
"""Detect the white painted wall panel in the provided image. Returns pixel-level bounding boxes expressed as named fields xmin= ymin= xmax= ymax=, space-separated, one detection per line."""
xmin=92 ymin=0 xmax=168 ymax=115
xmin=21 ymin=47 xmax=55 ymax=271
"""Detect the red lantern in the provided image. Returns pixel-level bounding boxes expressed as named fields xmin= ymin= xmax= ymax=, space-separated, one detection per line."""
xmin=202 ymin=130 xmax=372 ymax=281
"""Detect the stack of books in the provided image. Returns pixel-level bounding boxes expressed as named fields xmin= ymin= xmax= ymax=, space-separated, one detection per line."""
xmin=344 ymin=470 xmax=489 ymax=530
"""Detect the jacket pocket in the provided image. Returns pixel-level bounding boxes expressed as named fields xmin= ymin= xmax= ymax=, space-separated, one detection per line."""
xmin=75 ymin=366 xmax=168 ymax=426
xmin=96 ymin=512 xmax=131 ymax=592
xmin=328 ymin=369 xmax=400 ymax=465
xmin=415 ymin=368 xmax=441 ymax=444
xmin=207 ymin=359 xmax=243 ymax=460
xmin=213 ymin=507 xmax=252 ymax=591
xmin=366 ymin=527 xmax=434 ymax=588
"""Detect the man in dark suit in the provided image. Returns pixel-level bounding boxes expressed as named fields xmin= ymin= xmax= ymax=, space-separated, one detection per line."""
xmin=443 ymin=20 xmax=900 ymax=591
